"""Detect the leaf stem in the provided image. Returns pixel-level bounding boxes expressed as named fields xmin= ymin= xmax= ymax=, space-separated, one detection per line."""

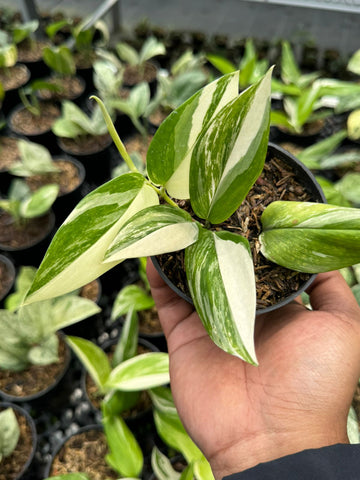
xmin=147 ymin=182 xmax=179 ymax=208
xmin=90 ymin=95 xmax=139 ymax=173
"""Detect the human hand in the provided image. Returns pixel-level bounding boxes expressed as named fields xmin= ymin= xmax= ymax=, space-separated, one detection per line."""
xmin=146 ymin=260 xmax=360 ymax=479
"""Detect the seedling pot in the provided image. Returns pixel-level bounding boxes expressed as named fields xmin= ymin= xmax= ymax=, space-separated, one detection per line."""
xmin=152 ymin=142 xmax=327 ymax=316
xmin=0 ymin=253 xmax=16 ymax=305
xmin=0 ymin=401 xmax=37 ymax=480
xmin=0 ymin=210 xmax=56 ymax=267
xmin=0 ymin=64 xmax=31 ymax=116
xmin=0 ymin=332 xmax=72 ymax=408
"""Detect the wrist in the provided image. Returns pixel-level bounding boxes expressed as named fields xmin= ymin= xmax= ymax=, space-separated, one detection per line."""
xmin=209 ymin=428 xmax=349 ymax=480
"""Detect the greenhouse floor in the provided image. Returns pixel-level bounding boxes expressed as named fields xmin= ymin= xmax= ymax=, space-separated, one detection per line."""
xmin=5 ymin=0 xmax=360 ymax=56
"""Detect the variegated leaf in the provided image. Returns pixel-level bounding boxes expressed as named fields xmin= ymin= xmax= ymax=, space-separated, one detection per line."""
xmin=151 ymin=447 xmax=181 ymax=480
xmin=25 ymin=173 xmax=159 ymax=304
xmin=104 ymin=204 xmax=199 ymax=262
xmin=146 ymin=72 xmax=240 ymax=199
xmin=189 ymin=67 xmax=273 ymax=224
xmin=260 ymin=201 xmax=360 ymax=272
xmin=193 ymin=457 xmax=215 ymax=480
xmin=66 ymin=335 xmax=111 ymax=392
xmin=105 ymin=352 xmax=169 ymax=391
xmin=185 ymin=228 xmax=257 ymax=363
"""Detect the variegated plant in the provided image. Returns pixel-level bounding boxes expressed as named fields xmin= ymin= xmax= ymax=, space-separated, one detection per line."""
xmin=24 ymin=68 xmax=360 ymax=365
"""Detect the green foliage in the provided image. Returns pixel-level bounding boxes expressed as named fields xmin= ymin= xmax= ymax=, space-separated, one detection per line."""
xmin=116 ymin=36 xmax=165 ymax=67
xmin=8 ymin=139 xmax=61 ymax=177
xmin=0 ymin=408 xmax=20 ymax=462
xmin=42 ymin=45 xmax=76 ymax=76
xmin=0 ymin=179 xmax=59 ymax=225
xmin=25 ymin=68 xmax=360 ymax=366
xmin=0 ymin=290 xmax=100 ymax=371
xmin=52 ymin=100 xmax=109 ymax=138
xmin=10 ymin=19 xmax=39 ymax=45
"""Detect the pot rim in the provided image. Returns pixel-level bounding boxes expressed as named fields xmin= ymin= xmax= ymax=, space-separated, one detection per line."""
xmin=0 ymin=254 xmax=16 ymax=302
xmin=151 ymin=141 xmax=327 ymax=316
xmin=0 ymin=401 xmax=37 ymax=479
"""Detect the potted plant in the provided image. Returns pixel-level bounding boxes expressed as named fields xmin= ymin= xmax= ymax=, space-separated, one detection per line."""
xmin=51 ymin=99 xmax=113 ymax=186
xmin=0 ymin=35 xmax=30 ymax=115
xmin=39 ymin=44 xmax=86 ymax=103
xmin=115 ymin=36 xmax=166 ymax=95
xmin=8 ymin=79 xmax=62 ymax=151
xmin=0 ymin=402 xmax=37 ymax=480
xmin=24 ymin=68 xmax=360 ymax=365
xmin=0 ymin=254 xmax=15 ymax=305
xmin=68 ymin=308 xmax=168 ymax=421
xmin=0 ymin=287 xmax=100 ymax=405
xmin=0 ymin=179 xmax=59 ymax=265
xmin=8 ymin=138 xmax=86 ymax=225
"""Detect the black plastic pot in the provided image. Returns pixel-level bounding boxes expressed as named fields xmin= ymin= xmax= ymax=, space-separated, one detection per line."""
xmin=0 ymin=253 xmax=16 ymax=306
xmin=0 ymin=401 xmax=37 ymax=480
xmin=57 ymin=134 xmax=113 ymax=187
xmin=151 ymin=142 xmax=327 ymax=316
xmin=8 ymin=102 xmax=61 ymax=155
xmin=0 ymin=210 xmax=56 ymax=267
xmin=0 ymin=63 xmax=31 ymax=116
xmin=51 ymin=155 xmax=86 ymax=226
xmin=0 ymin=332 xmax=72 ymax=409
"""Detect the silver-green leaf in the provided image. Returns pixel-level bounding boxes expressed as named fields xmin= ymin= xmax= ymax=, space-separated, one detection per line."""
xmin=260 ymin=201 xmax=360 ymax=272
xmin=189 ymin=67 xmax=273 ymax=223
xmin=185 ymin=228 xmax=257 ymax=363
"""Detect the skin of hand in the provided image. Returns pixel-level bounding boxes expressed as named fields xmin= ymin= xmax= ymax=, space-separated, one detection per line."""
xmin=146 ymin=260 xmax=360 ymax=480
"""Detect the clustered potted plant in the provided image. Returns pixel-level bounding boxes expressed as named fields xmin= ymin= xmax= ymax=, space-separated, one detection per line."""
xmin=2 ymin=7 xmax=360 ymax=478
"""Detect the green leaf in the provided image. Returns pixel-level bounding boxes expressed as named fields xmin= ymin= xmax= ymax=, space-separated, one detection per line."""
xmin=105 ymin=352 xmax=169 ymax=391
xmin=116 ymin=42 xmax=139 ymax=65
xmin=193 ymin=457 xmax=215 ymax=480
xmin=281 ymin=41 xmax=301 ymax=86
xmin=5 ymin=266 xmax=36 ymax=311
xmin=111 ymin=285 xmax=155 ymax=320
xmin=20 ymin=184 xmax=59 ymax=218
xmin=206 ymin=54 xmax=236 ymax=75
xmin=189 ymin=67 xmax=272 ymax=223
xmin=10 ymin=139 xmax=60 ymax=176
xmin=151 ymin=447 xmax=181 ymax=480
xmin=112 ymin=308 xmax=139 ymax=365
xmin=336 ymin=173 xmax=360 ymax=205
xmin=347 ymin=406 xmax=360 ymax=443
xmin=42 ymin=45 xmax=76 ymax=76
xmin=102 ymin=413 xmax=143 ymax=477
xmin=138 ymin=36 xmax=165 ymax=64
xmin=185 ymin=228 xmax=257 ymax=362
xmin=297 ymin=130 xmax=347 ymax=168
xmin=28 ymin=333 xmax=59 ymax=365
xmin=153 ymin=404 xmax=202 ymax=464
xmin=348 ymin=49 xmax=360 ymax=75
xmin=0 ymin=408 xmax=20 ymax=459
xmin=104 ymin=204 xmax=199 ymax=262
xmin=347 ymin=109 xmax=360 ymax=140
xmin=66 ymin=336 xmax=111 ymax=391
xmin=147 ymin=71 xmax=240 ymax=199
xmin=25 ymin=173 xmax=159 ymax=304
xmin=148 ymin=386 xmax=178 ymax=416
xmin=0 ymin=43 xmax=17 ymax=68
xmin=260 ymin=201 xmax=360 ymax=272
xmin=315 ymin=176 xmax=351 ymax=207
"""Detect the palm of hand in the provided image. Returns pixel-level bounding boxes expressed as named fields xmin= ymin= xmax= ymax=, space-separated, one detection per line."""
xmin=147 ymin=263 xmax=360 ymax=478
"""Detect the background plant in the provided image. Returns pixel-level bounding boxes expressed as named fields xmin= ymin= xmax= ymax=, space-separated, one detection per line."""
xmin=0 ymin=407 xmax=19 ymax=462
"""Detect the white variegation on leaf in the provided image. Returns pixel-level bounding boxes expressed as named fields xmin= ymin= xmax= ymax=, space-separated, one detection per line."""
xmin=104 ymin=204 xmax=199 ymax=262
xmin=104 ymin=352 xmax=169 ymax=391
xmin=25 ymin=173 xmax=159 ymax=304
xmin=66 ymin=336 xmax=111 ymax=392
xmin=260 ymin=201 xmax=360 ymax=272
xmin=151 ymin=447 xmax=181 ymax=480
xmin=185 ymin=228 xmax=257 ymax=364
xmin=146 ymin=71 xmax=240 ymax=198
xmin=189 ymin=67 xmax=273 ymax=224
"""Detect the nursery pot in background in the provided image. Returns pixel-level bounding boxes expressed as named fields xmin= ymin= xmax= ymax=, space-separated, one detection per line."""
xmin=152 ymin=142 xmax=327 ymax=316
xmin=0 ymin=401 xmax=37 ymax=480
xmin=0 ymin=254 xmax=16 ymax=306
